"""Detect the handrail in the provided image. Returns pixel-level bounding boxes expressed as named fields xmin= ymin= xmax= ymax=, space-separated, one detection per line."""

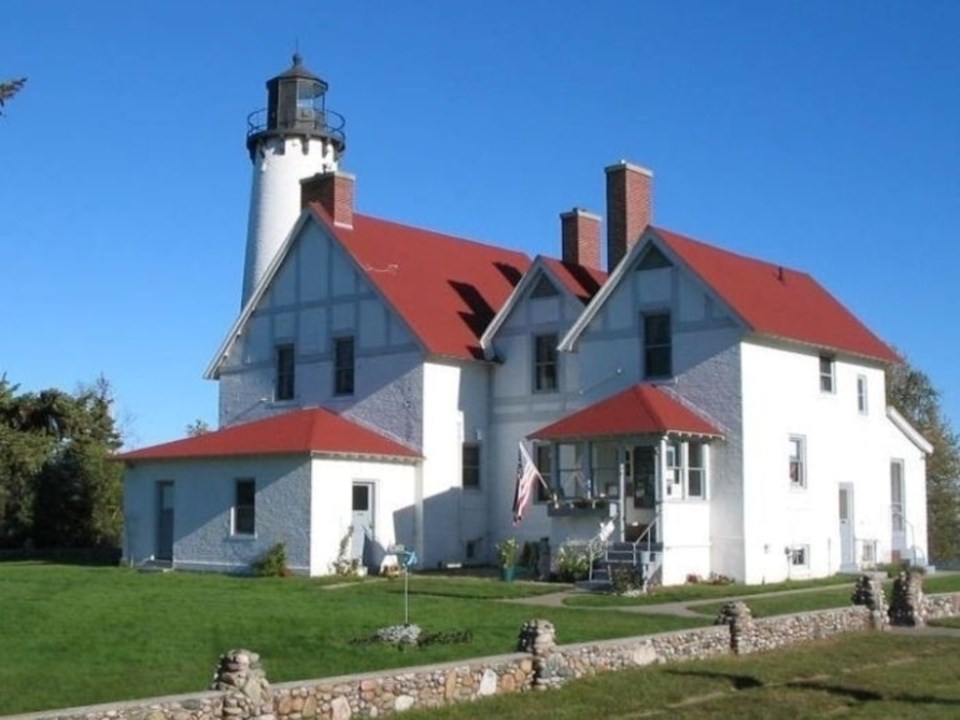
xmin=245 ymin=107 xmax=347 ymax=145
xmin=630 ymin=506 xmax=661 ymax=566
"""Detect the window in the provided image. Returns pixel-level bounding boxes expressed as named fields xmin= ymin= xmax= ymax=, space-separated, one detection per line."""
xmin=592 ymin=442 xmax=620 ymax=498
xmin=352 ymin=484 xmax=370 ymax=511
xmin=789 ymin=436 xmax=806 ymax=488
xmin=819 ymin=355 xmax=835 ymax=393
xmin=535 ymin=444 xmax=553 ymax=502
xmin=643 ymin=312 xmax=672 ymax=378
xmin=890 ymin=460 xmax=905 ymax=532
xmin=533 ymin=333 xmax=558 ymax=392
xmin=557 ymin=443 xmax=586 ymax=498
xmin=687 ymin=442 xmax=705 ymax=498
xmin=275 ymin=344 xmax=295 ymax=401
xmin=462 ymin=443 xmax=480 ymax=489
xmin=665 ymin=441 xmax=682 ymax=497
xmin=857 ymin=374 xmax=868 ymax=414
xmin=233 ymin=479 xmax=256 ymax=535
xmin=789 ymin=545 xmax=809 ymax=568
xmin=333 ymin=337 xmax=355 ymax=396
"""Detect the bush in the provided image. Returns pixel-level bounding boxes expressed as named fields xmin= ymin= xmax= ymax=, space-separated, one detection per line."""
xmin=555 ymin=543 xmax=590 ymax=582
xmin=496 ymin=538 xmax=519 ymax=568
xmin=252 ymin=542 xmax=290 ymax=577
xmin=610 ymin=565 xmax=644 ymax=594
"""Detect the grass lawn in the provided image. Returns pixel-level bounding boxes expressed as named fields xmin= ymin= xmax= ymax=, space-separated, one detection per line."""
xmin=401 ymin=632 xmax=960 ymax=719
xmin=0 ymin=563 xmax=708 ymax=715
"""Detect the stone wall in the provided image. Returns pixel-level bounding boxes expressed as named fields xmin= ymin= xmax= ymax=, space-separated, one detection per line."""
xmin=7 ymin=587 xmax=960 ymax=720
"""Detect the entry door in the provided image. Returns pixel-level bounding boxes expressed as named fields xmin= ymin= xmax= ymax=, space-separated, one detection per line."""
xmin=838 ymin=484 xmax=855 ymax=570
xmin=351 ymin=482 xmax=375 ymax=567
xmin=156 ymin=481 xmax=174 ymax=561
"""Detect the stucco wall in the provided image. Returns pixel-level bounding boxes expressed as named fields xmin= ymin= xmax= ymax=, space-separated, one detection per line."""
xmin=123 ymin=456 xmax=312 ymax=573
xmin=220 ymin=220 xmax=424 ymax=449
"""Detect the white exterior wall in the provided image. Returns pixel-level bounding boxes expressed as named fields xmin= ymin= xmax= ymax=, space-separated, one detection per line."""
xmin=739 ymin=340 xmax=910 ymax=583
xmin=308 ymin=457 xmax=418 ymax=575
xmin=220 ymin=221 xmax=424 ymax=448
xmin=659 ymin=502 xmax=712 ymax=585
xmin=123 ymin=455 xmax=312 ymax=573
xmin=242 ymin=135 xmax=339 ymax=305
xmin=418 ymin=360 xmax=490 ymax=567
xmin=884 ymin=416 xmax=930 ymax=566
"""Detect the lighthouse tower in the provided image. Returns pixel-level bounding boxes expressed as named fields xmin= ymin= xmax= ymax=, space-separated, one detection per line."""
xmin=241 ymin=55 xmax=346 ymax=305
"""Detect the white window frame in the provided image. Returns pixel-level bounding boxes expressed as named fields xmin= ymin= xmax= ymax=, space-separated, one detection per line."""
xmin=857 ymin=374 xmax=868 ymax=415
xmin=789 ymin=435 xmax=807 ymax=489
xmin=662 ymin=439 xmax=708 ymax=501
xmin=890 ymin=459 xmax=905 ymax=533
xmin=232 ymin=478 xmax=256 ymax=537
xmin=819 ymin=355 xmax=835 ymax=393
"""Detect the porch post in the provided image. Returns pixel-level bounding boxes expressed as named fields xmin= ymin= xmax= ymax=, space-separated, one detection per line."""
xmin=618 ymin=459 xmax=626 ymax=542
xmin=656 ymin=436 xmax=667 ymax=503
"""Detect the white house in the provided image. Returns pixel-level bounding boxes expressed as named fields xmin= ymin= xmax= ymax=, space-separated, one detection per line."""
xmin=120 ymin=57 xmax=930 ymax=584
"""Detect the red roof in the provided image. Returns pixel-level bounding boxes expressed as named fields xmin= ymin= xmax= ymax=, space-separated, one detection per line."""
xmin=530 ymin=384 xmax=721 ymax=440
xmin=118 ymin=408 xmax=420 ymax=462
xmin=317 ymin=208 xmax=531 ymax=360
xmin=541 ymin=257 xmax=607 ymax=303
xmin=656 ymin=227 xmax=897 ymax=363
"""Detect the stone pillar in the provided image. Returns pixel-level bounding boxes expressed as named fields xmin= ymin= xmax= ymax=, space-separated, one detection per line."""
xmin=889 ymin=570 xmax=926 ymax=627
xmin=714 ymin=601 xmax=755 ymax=655
xmin=851 ymin=574 xmax=889 ymax=630
xmin=518 ymin=619 xmax=562 ymax=690
xmin=211 ymin=649 xmax=275 ymax=720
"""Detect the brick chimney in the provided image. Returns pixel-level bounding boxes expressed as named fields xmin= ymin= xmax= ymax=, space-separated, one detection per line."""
xmin=605 ymin=161 xmax=653 ymax=271
xmin=560 ymin=208 xmax=602 ymax=269
xmin=301 ymin=170 xmax=355 ymax=228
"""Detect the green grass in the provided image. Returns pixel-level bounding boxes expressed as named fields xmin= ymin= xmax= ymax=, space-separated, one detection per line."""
xmin=401 ymin=633 xmax=960 ymax=719
xmin=0 ymin=563 xmax=706 ymax=715
xmin=563 ymin=574 xmax=860 ymax=607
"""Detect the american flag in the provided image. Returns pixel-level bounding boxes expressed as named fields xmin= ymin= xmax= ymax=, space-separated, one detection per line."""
xmin=512 ymin=441 xmax=543 ymax=525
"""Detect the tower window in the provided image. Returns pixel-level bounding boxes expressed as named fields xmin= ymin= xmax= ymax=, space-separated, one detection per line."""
xmin=643 ymin=312 xmax=672 ymax=378
xmin=789 ymin=435 xmax=806 ymax=488
xmin=275 ymin=344 xmax=295 ymax=401
xmin=334 ymin=337 xmax=355 ymax=396
xmin=857 ymin=374 xmax=868 ymax=414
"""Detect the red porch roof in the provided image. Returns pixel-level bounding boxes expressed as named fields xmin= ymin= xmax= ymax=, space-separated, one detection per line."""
xmin=118 ymin=407 xmax=420 ymax=462
xmin=530 ymin=384 xmax=721 ymax=440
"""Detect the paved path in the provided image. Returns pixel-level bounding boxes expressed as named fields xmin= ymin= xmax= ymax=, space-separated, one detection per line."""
xmin=505 ymin=582 xmax=866 ymax=619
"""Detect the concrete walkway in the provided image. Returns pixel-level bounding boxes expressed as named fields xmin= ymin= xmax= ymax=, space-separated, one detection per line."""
xmin=505 ymin=582 xmax=868 ymax=619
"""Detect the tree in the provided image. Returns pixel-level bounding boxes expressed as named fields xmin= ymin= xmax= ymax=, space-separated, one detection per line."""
xmin=0 ymin=77 xmax=26 ymax=115
xmin=0 ymin=374 xmax=124 ymax=549
xmin=186 ymin=419 xmax=211 ymax=437
xmin=887 ymin=358 xmax=960 ymax=561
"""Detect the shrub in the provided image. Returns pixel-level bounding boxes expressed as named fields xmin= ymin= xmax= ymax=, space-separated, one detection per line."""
xmin=555 ymin=543 xmax=590 ymax=582
xmin=610 ymin=565 xmax=645 ymax=594
xmin=252 ymin=542 xmax=290 ymax=577
xmin=496 ymin=538 xmax=519 ymax=568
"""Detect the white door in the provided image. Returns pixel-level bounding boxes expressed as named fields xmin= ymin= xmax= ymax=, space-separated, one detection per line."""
xmin=351 ymin=482 xmax=375 ymax=568
xmin=890 ymin=461 xmax=906 ymax=559
xmin=838 ymin=484 xmax=855 ymax=571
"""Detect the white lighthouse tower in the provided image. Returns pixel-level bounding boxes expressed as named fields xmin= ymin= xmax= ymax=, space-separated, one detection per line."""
xmin=241 ymin=55 xmax=346 ymax=305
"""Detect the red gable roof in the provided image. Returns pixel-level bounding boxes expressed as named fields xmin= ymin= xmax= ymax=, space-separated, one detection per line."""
xmin=655 ymin=227 xmax=897 ymax=363
xmin=118 ymin=408 xmax=419 ymax=462
xmin=530 ymin=384 xmax=721 ymax=440
xmin=541 ymin=257 xmax=607 ymax=303
xmin=316 ymin=208 xmax=531 ymax=360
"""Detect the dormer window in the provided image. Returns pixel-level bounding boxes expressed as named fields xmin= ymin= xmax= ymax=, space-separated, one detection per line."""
xmin=819 ymin=355 xmax=835 ymax=393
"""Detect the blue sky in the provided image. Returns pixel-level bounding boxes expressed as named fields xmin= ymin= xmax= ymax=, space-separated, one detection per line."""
xmin=3 ymin=1 xmax=958 ymax=448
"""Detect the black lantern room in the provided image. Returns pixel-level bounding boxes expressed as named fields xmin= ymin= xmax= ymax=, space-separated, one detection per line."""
xmin=246 ymin=54 xmax=346 ymax=157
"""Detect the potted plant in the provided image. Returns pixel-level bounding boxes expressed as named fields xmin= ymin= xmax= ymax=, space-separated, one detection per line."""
xmin=496 ymin=537 xmax=519 ymax=581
